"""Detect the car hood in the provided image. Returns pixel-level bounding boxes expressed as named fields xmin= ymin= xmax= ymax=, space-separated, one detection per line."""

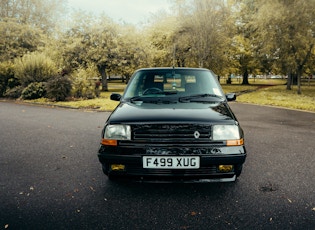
xmin=107 ymin=101 xmax=237 ymax=124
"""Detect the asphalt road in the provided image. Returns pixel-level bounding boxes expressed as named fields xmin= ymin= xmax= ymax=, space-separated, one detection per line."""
xmin=0 ymin=101 xmax=314 ymax=230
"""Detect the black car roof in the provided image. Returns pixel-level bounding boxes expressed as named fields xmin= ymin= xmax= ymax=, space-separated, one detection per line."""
xmin=135 ymin=67 xmax=211 ymax=71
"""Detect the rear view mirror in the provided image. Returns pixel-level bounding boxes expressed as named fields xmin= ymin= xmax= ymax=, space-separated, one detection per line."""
xmin=226 ymin=93 xmax=236 ymax=101
xmin=110 ymin=93 xmax=121 ymax=101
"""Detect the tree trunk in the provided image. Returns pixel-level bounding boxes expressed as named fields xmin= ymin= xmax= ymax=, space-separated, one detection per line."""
xmin=286 ymin=72 xmax=292 ymax=90
xmin=297 ymin=65 xmax=303 ymax=95
xmin=97 ymin=64 xmax=108 ymax=91
xmin=297 ymin=74 xmax=301 ymax=94
xmin=242 ymin=69 xmax=249 ymax=85
xmin=293 ymin=44 xmax=313 ymax=94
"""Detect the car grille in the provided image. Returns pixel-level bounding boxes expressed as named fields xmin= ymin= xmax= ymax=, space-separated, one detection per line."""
xmin=132 ymin=124 xmax=211 ymax=142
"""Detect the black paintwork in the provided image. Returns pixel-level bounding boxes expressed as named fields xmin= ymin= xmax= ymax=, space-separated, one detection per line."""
xmin=108 ymin=101 xmax=237 ymax=124
xmin=98 ymin=67 xmax=246 ymax=182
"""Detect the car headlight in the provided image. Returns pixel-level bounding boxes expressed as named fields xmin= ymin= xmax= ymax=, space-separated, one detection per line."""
xmin=212 ymin=125 xmax=243 ymax=146
xmin=104 ymin=124 xmax=131 ymax=140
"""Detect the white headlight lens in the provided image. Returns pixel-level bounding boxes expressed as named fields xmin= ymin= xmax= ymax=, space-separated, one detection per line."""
xmin=104 ymin=125 xmax=131 ymax=140
xmin=212 ymin=125 xmax=240 ymax=140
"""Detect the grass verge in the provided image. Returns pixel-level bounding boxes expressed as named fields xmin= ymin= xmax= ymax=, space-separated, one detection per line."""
xmin=236 ymin=85 xmax=315 ymax=112
xmin=23 ymin=79 xmax=315 ymax=112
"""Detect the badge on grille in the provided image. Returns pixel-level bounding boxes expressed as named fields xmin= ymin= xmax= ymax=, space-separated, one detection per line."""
xmin=194 ymin=131 xmax=200 ymax=139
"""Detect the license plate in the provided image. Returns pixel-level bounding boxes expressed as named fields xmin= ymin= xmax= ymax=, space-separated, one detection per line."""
xmin=143 ymin=156 xmax=200 ymax=169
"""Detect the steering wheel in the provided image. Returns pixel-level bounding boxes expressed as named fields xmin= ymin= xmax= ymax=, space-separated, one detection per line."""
xmin=143 ymin=87 xmax=163 ymax=95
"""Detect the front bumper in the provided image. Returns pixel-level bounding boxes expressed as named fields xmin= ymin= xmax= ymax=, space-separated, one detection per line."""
xmin=98 ymin=144 xmax=246 ymax=182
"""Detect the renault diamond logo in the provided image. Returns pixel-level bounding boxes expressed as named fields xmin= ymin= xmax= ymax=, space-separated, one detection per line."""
xmin=194 ymin=131 xmax=200 ymax=139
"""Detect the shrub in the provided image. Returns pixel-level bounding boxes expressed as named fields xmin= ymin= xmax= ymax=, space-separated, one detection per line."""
xmin=14 ymin=52 xmax=57 ymax=86
xmin=21 ymin=82 xmax=46 ymax=100
xmin=72 ymin=77 xmax=96 ymax=99
xmin=71 ymin=67 xmax=98 ymax=99
xmin=46 ymin=75 xmax=72 ymax=101
xmin=7 ymin=77 xmax=20 ymax=89
xmin=4 ymin=86 xmax=23 ymax=98
xmin=0 ymin=62 xmax=15 ymax=97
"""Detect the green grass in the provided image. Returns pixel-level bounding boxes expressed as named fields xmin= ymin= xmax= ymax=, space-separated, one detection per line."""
xmin=28 ymin=82 xmax=125 ymax=111
xmin=222 ymin=85 xmax=260 ymax=94
xmin=26 ymin=79 xmax=315 ymax=112
xmin=55 ymin=96 xmax=119 ymax=111
xmin=220 ymin=78 xmax=315 ymax=112
xmin=236 ymin=85 xmax=315 ymax=112
xmin=219 ymin=77 xmax=287 ymax=86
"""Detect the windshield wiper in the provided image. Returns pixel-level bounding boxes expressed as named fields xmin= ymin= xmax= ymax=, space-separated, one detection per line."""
xmin=130 ymin=96 xmax=144 ymax=102
xmin=179 ymin=94 xmax=223 ymax=102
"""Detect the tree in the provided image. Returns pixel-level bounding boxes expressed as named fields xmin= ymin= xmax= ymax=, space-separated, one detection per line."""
xmin=61 ymin=12 xmax=129 ymax=91
xmin=230 ymin=0 xmax=262 ymax=85
xmin=0 ymin=18 xmax=44 ymax=62
xmin=0 ymin=0 xmax=67 ymax=34
xmin=251 ymin=0 xmax=315 ymax=94
xmin=116 ymin=24 xmax=151 ymax=83
xmin=189 ymin=0 xmax=230 ymax=71
xmin=145 ymin=15 xmax=178 ymax=67
xmin=84 ymin=16 xmax=120 ymax=91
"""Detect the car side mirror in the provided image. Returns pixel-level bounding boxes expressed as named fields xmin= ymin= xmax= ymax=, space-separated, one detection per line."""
xmin=226 ymin=93 xmax=236 ymax=101
xmin=110 ymin=93 xmax=121 ymax=101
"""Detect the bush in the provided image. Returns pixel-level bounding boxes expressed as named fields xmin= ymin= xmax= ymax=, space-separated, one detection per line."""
xmin=4 ymin=86 xmax=23 ymax=98
xmin=7 ymin=77 xmax=20 ymax=89
xmin=46 ymin=75 xmax=72 ymax=101
xmin=71 ymin=67 xmax=98 ymax=99
xmin=21 ymin=82 xmax=46 ymax=100
xmin=14 ymin=52 xmax=57 ymax=86
xmin=72 ymin=77 xmax=96 ymax=99
xmin=0 ymin=62 xmax=15 ymax=97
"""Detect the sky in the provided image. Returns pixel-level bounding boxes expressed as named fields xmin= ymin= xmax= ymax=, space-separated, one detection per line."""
xmin=67 ymin=0 xmax=172 ymax=25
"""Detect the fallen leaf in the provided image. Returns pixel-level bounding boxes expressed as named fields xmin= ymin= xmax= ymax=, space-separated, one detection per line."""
xmin=191 ymin=211 xmax=197 ymax=216
xmin=30 ymin=186 xmax=34 ymax=191
xmin=90 ymin=186 xmax=95 ymax=192
xmin=312 ymin=207 xmax=315 ymax=211
xmin=287 ymin=198 xmax=292 ymax=203
xmin=65 ymin=192 xmax=72 ymax=197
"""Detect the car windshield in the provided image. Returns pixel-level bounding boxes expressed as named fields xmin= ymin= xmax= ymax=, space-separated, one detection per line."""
xmin=123 ymin=68 xmax=224 ymax=101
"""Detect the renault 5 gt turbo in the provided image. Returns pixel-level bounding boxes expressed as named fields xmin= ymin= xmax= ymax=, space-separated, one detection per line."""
xmin=98 ymin=67 xmax=247 ymax=183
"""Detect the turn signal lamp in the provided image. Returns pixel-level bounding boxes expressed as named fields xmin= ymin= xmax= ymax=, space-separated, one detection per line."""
xmin=101 ymin=139 xmax=117 ymax=146
xmin=227 ymin=138 xmax=244 ymax=146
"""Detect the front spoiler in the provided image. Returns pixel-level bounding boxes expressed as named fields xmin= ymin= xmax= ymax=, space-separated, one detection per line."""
xmin=133 ymin=175 xmax=236 ymax=183
xmin=98 ymin=146 xmax=246 ymax=183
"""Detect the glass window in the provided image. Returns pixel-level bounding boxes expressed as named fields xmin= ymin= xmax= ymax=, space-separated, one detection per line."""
xmin=123 ymin=69 xmax=223 ymax=98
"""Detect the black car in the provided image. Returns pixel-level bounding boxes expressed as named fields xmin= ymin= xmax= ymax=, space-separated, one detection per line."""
xmin=98 ymin=67 xmax=246 ymax=182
